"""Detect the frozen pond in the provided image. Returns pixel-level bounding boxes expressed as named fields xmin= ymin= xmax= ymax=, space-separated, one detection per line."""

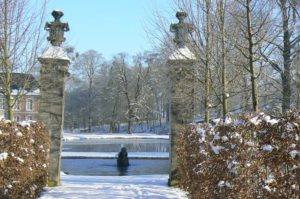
xmin=62 ymin=158 xmax=169 ymax=176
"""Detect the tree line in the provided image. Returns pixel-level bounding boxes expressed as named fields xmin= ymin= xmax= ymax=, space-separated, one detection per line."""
xmin=64 ymin=50 xmax=170 ymax=133
xmin=150 ymin=0 xmax=300 ymax=122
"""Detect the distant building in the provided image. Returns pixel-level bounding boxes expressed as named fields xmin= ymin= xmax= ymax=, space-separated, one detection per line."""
xmin=0 ymin=73 xmax=39 ymax=122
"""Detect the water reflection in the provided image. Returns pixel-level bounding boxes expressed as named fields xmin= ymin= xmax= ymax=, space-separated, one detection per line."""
xmin=62 ymin=158 xmax=169 ymax=176
xmin=117 ymin=166 xmax=129 ymax=176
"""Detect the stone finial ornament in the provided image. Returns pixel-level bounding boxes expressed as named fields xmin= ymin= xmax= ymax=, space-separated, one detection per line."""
xmin=45 ymin=10 xmax=69 ymax=46
xmin=170 ymin=11 xmax=194 ymax=48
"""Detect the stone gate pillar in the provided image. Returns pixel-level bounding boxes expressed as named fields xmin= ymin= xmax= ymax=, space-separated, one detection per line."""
xmin=38 ymin=10 xmax=70 ymax=187
xmin=168 ymin=11 xmax=196 ymax=186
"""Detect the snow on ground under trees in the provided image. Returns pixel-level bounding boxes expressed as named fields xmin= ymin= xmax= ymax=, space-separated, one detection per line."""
xmin=39 ymin=175 xmax=188 ymax=199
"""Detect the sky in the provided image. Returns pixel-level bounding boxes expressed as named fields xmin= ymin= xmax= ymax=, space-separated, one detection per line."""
xmin=47 ymin=0 xmax=174 ymax=60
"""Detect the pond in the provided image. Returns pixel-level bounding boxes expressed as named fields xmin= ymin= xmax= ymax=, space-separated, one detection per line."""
xmin=62 ymin=158 xmax=170 ymax=176
xmin=61 ymin=138 xmax=170 ymax=176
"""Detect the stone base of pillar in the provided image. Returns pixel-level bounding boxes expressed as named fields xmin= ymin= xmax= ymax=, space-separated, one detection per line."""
xmin=168 ymin=51 xmax=195 ymax=186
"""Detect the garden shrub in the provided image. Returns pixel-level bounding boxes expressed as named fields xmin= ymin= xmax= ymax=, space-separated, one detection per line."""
xmin=0 ymin=120 xmax=50 ymax=199
xmin=177 ymin=111 xmax=300 ymax=198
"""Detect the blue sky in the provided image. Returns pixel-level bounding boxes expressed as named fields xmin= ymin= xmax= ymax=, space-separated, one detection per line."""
xmin=47 ymin=0 xmax=174 ymax=60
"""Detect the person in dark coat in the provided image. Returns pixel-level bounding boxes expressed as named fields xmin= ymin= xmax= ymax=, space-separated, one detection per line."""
xmin=117 ymin=147 xmax=129 ymax=167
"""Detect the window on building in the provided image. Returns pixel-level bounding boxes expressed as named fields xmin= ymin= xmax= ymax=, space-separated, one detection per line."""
xmin=26 ymin=99 xmax=33 ymax=111
xmin=14 ymin=116 xmax=20 ymax=122
xmin=26 ymin=115 xmax=33 ymax=121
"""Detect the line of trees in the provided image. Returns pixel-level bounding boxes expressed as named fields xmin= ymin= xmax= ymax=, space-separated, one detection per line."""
xmin=64 ymin=50 xmax=170 ymax=133
xmin=150 ymin=0 xmax=300 ymax=122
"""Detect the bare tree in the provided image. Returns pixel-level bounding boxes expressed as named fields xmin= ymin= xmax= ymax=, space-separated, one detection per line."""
xmin=260 ymin=0 xmax=300 ymax=112
xmin=74 ymin=50 xmax=103 ymax=132
xmin=0 ymin=0 xmax=46 ymax=120
xmin=113 ymin=53 xmax=150 ymax=133
xmin=231 ymin=0 xmax=273 ymax=112
xmin=217 ymin=0 xmax=228 ymax=117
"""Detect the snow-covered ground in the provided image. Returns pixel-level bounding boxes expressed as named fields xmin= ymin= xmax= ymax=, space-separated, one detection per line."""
xmin=39 ymin=175 xmax=187 ymax=199
xmin=63 ymin=133 xmax=169 ymax=142
xmin=62 ymin=152 xmax=169 ymax=159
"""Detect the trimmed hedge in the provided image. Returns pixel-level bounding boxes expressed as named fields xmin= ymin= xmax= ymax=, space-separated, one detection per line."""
xmin=0 ymin=120 xmax=50 ymax=199
xmin=177 ymin=111 xmax=300 ymax=198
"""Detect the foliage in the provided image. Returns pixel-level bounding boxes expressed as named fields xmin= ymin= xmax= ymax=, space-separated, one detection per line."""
xmin=177 ymin=111 xmax=300 ymax=198
xmin=0 ymin=121 xmax=50 ymax=199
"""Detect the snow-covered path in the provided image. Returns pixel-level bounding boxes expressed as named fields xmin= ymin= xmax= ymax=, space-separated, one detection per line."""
xmin=39 ymin=175 xmax=188 ymax=199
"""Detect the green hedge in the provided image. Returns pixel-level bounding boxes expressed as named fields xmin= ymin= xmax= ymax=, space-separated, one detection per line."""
xmin=177 ymin=111 xmax=300 ymax=198
xmin=0 ymin=120 xmax=50 ymax=199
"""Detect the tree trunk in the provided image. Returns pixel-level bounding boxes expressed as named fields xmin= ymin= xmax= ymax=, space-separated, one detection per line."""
xmin=281 ymin=0 xmax=291 ymax=112
xmin=246 ymin=0 xmax=259 ymax=112
xmin=219 ymin=0 xmax=228 ymax=118
xmin=3 ymin=1 xmax=13 ymax=121
xmin=296 ymin=53 xmax=300 ymax=109
xmin=127 ymin=107 xmax=132 ymax=134
xmin=204 ymin=0 xmax=212 ymax=123
xmin=88 ymin=79 xmax=92 ymax=132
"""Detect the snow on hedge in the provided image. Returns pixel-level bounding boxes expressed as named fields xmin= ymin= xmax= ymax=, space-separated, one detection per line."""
xmin=178 ymin=111 xmax=300 ymax=198
xmin=0 ymin=120 xmax=50 ymax=199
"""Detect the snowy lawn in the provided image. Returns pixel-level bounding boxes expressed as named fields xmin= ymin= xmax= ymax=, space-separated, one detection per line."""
xmin=63 ymin=133 xmax=169 ymax=142
xmin=39 ymin=175 xmax=187 ymax=199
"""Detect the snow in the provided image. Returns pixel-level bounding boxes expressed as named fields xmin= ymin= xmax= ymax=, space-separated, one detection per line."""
xmin=263 ymin=115 xmax=279 ymax=125
xmin=39 ymin=46 xmax=70 ymax=61
xmin=39 ymin=175 xmax=187 ymax=199
xmin=217 ymin=180 xmax=231 ymax=188
xmin=246 ymin=141 xmax=255 ymax=147
xmin=287 ymin=122 xmax=294 ymax=131
xmin=289 ymin=150 xmax=300 ymax=158
xmin=63 ymin=133 xmax=169 ymax=142
xmin=0 ymin=152 xmax=8 ymax=161
xmin=262 ymin=144 xmax=273 ymax=152
xmin=265 ymin=175 xmax=276 ymax=184
xmin=169 ymin=46 xmax=196 ymax=60
xmin=11 ymin=89 xmax=40 ymax=96
xmin=15 ymin=131 xmax=23 ymax=137
xmin=212 ymin=118 xmax=221 ymax=124
xmin=15 ymin=157 xmax=24 ymax=163
xmin=19 ymin=120 xmax=34 ymax=127
xmin=250 ymin=116 xmax=261 ymax=125
xmin=209 ymin=132 xmax=225 ymax=154
xmin=209 ymin=143 xmax=224 ymax=155
xmin=224 ymin=117 xmax=232 ymax=125
xmin=264 ymin=185 xmax=272 ymax=192
xmin=62 ymin=152 xmax=169 ymax=159
xmin=197 ymin=128 xmax=206 ymax=143
xmin=221 ymin=136 xmax=229 ymax=142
